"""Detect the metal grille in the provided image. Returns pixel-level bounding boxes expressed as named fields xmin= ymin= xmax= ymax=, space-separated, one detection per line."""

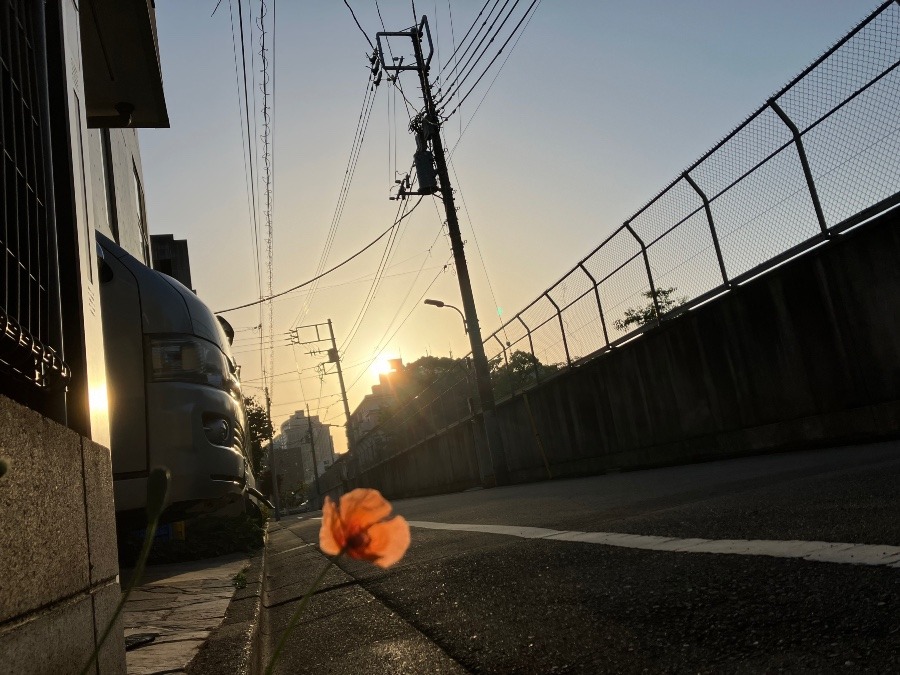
xmin=352 ymin=1 xmax=900 ymax=469
xmin=0 ymin=0 xmax=67 ymax=389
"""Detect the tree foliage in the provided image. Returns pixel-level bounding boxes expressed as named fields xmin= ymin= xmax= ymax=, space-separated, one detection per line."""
xmin=257 ymin=469 xmax=282 ymax=500
xmin=244 ymin=395 xmax=273 ymax=477
xmin=490 ymin=350 xmax=560 ymax=400
xmin=613 ymin=287 xmax=687 ymax=331
xmin=368 ymin=356 xmax=468 ymax=426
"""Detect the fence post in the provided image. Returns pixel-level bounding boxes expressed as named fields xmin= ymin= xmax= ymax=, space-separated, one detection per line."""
xmin=517 ymin=316 xmax=541 ymax=385
xmin=578 ymin=263 xmax=611 ymax=348
xmin=544 ymin=293 xmax=572 ymax=367
xmin=769 ymin=98 xmax=829 ymax=235
xmin=682 ymin=172 xmax=730 ymax=286
xmin=624 ymin=222 xmax=663 ymax=323
xmin=493 ymin=334 xmax=510 ymax=370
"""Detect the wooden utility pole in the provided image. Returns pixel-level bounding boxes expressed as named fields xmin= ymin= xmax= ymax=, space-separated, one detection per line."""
xmin=376 ymin=17 xmax=509 ymax=485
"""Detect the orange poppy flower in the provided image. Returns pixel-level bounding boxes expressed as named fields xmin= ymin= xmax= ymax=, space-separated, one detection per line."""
xmin=319 ymin=488 xmax=411 ymax=568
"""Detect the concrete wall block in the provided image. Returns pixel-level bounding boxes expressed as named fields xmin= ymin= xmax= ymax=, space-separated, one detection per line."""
xmin=0 ymin=593 xmax=96 ymax=675
xmin=82 ymin=438 xmax=119 ymax=584
xmin=92 ymin=580 xmax=126 ymax=674
xmin=0 ymin=395 xmax=90 ymax=624
xmin=822 ymin=222 xmax=900 ymax=401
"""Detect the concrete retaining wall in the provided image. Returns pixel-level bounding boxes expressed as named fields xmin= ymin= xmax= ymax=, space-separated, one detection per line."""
xmin=332 ymin=208 xmax=900 ymax=500
xmin=0 ymin=395 xmax=125 ymax=673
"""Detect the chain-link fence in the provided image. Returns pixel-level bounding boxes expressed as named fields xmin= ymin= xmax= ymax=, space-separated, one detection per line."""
xmin=353 ymin=0 xmax=900 ymax=471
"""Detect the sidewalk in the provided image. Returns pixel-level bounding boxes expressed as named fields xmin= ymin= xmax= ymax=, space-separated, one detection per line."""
xmin=122 ymin=553 xmax=254 ymax=674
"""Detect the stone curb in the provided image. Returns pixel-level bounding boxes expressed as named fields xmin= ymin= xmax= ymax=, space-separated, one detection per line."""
xmin=184 ymin=523 xmax=269 ymax=675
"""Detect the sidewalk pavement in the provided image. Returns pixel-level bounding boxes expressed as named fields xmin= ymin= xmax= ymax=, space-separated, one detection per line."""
xmin=122 ymin=553 xmax=252 ymax=674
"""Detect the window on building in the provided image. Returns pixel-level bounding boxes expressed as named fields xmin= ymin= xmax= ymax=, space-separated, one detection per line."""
xmin=132 ymin=163 xmax=150 ymax=265
xmin=101 ymin=129 xmax=120 ymax=243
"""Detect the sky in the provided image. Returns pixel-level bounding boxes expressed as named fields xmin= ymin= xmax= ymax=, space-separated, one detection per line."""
xmin=140 ymin=0 xmax=881 ymax=452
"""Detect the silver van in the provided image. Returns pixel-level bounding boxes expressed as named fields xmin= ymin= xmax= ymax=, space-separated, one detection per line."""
xmin=97 ymin=232 xmax=255 ymax=526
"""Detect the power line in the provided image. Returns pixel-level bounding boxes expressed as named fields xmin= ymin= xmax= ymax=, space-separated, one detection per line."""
xmin=440 ymin=0 xmax=540 ymax=118
xmin=343 ymin=0 xmax=375 ymax=50
xmin=292 ymin=71 xmax=379 ymax=328
xmin=346 ymin=254 xmax=452 ymax=392
xmin=228 ymin=0 xmax=267 ymax=384
xmin=446 ymin=0 xmax=539 ymax=156
xmin=338 ymin=199 xmax=407 ymax=354
xmin=346 ymin=218 xmax=446 ymax=364
xmin=446 ymin=151 xmax=509 ymax=345
xmin=435 ymin=0 xmax=510 ymax=103
xmin=339 ymin=194 xmax=426 ymax=355
xmin=238 ymin=261 xmax=445 ymax=308
xmin=433 ymin=0 xmax=498 ymax=86
xmin=258 ymin=0 xmax=276 ymax=396
xmin=217 ymin=220 xmax=400 ymax=313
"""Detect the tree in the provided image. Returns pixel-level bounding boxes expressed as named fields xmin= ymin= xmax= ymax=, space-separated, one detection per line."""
xmin=257 ymin=469 xmax=282 ymax=500
xmin=613 ymin=287 xmax=687 ymax=331
xmin=490 ymin=350 xmax=560 ymax=400
xmin=244 ymin=395 xmax=273 ymax=477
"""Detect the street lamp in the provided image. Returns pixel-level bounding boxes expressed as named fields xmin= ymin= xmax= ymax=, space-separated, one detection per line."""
xmin=424 ymin=298 xmax=467 ymax=333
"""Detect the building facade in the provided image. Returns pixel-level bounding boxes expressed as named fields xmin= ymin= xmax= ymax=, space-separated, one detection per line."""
xmin=273 ymin=409 xmax=336 ymax=502
xmin=0 ymin=1 xmax=169 ymax=671
xmin=150 ymin=233 xmax=194 ymax=290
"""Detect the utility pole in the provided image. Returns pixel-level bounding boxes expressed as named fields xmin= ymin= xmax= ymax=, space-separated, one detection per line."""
xmin=327 ymin=319 xmax=353 ymax=434
xmin=377 ymin=18 xmax=509 ymax=485
xmin=289 ymin=320 xmax=353 ymax=452
xmin=264 ymin=387 xmax=281 ymax=520
xmin=306 ymin=404 xmax=322 ymax=506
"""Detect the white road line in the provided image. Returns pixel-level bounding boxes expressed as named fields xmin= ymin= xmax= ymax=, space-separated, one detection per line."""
xmin=405 ymin=521 xmax=900 ymax=568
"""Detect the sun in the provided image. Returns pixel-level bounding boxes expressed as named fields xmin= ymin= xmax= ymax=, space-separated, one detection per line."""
xmin=368 ymin=356 xmax=396 ymax=381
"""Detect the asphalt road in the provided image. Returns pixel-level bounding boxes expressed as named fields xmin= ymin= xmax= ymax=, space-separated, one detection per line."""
xmin=260 ymin=442 xmax=900 ymax=673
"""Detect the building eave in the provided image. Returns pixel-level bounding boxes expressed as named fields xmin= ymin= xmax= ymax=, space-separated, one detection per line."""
xmin=80 ymin=0 xmax=170 ymax=128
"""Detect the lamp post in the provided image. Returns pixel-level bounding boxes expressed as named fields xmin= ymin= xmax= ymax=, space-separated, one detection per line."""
xmin=424 ymin=298 xmax=467 ymax=333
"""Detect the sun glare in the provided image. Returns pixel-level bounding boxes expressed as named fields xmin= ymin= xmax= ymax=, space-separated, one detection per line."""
xmin=368 ymin=356 xmax=396 ymax=381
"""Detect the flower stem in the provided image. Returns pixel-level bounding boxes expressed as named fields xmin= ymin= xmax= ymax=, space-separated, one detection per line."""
xmin=264 ymin=554 xmax=338 ymax=675
xmin=79 ymin=513 xmax=160 ymax=675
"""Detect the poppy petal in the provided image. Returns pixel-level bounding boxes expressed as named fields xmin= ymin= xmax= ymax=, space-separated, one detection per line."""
xmin=319 ymin=496 xmax=343 ymax=555
xmin=366 ymin=516 xmax=411 ymax=568
xmin=339 ymin=488 xmax=391 ymax=530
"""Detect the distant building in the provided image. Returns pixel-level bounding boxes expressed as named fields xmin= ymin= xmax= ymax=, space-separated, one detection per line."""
xmin=348 ymin=360 xmax=407 ymax=459
xmin=150 ymin=234 xmax=193 ymax=290
xmin=272 ymin=409 xmax=335 ymax=500
xmin=348 ymin=391 xmax=393 ymax=447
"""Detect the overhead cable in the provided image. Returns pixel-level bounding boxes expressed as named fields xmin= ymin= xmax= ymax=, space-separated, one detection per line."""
xmin=434 ymin=0 xmax=512 ymax=104
xmin=441 ymin=0 xmax=540 ymax=118
xmin=343 ymin=0 xmax=375 ymax=50
xmin=435 ymin=0 xmax=525 ymax=109
xmin=339 ymin=194 xmax=426 ymax=354
xmin=292 ymin=72 xmax=379 ymax=328
xmin=217 ymin=221 xmax=399 ymax=313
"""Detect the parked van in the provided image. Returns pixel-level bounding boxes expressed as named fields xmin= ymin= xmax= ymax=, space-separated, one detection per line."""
xmin=96 ymin=232 xmax=256 ymax=527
